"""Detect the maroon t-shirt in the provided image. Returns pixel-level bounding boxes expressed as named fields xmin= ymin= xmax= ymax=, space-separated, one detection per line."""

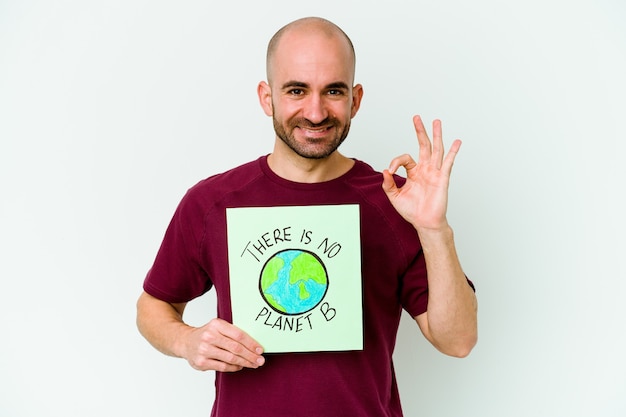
xmin=144 ymin=156 xmax=432 ymax=417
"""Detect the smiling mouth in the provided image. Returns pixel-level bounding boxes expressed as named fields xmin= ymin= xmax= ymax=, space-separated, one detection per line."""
xmin=300 ymin=125 xmax=333 ymax=136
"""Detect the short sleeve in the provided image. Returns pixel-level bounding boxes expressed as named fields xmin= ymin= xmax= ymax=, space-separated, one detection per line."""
xmin=400 ymin=250 xmax=429 ymax=318
xmin=400 ymin=250 xmax=476 ymax=318
xmin=143 ymin=192 xmax=213 ymax=303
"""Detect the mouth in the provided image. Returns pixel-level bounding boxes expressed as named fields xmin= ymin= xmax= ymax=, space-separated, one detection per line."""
xmin=299 ymin=125 xmax=333 ymax=138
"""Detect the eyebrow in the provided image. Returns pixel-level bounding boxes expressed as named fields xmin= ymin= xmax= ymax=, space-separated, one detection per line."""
xmin=280 ymin=81 xmax=350 ymax=90
xmin=326 ymin=82 xmax=350 ymax=90
xmin=281 ymin=81 xmax=308 ymax=89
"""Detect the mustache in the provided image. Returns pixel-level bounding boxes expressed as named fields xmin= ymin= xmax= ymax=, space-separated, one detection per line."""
xmin=291 ymin=117 xmax=338 ymax=129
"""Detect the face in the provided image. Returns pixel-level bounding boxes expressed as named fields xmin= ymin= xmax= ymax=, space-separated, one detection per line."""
xmin=259 ymin=29 xmax=363 ymax=159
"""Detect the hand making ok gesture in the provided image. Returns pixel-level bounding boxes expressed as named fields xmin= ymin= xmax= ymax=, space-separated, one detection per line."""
xmin=382 ymin=115 xmax=461 ymax=232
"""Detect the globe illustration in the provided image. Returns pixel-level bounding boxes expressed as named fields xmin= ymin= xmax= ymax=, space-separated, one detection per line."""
xmin=259 ymin=249 xmax=329 ymax=315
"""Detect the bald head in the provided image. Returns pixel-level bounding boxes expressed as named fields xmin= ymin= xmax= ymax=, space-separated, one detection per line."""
xmin=266 ymin=17 xmax=356 ymax=84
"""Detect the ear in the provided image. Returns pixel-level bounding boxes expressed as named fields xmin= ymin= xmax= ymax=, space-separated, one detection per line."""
xmin=350 ymin=84 xmax=364 ymax=118
xmin=257 ymin=81 xmax=273 ymax=116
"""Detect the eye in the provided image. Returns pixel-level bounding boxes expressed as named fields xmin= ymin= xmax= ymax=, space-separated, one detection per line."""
xmin=328 ymin=89 xmax=343 ymax=96
xmin=288 ymin=88 xmax=304 ymax=96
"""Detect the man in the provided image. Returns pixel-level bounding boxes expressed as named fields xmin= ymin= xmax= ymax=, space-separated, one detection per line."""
xmin=137 ymin=16 xmax=477 ymax=417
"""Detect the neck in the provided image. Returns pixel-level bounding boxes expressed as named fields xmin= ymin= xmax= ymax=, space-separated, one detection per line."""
xmin=267 ymin=140 xmax=354 ymax=183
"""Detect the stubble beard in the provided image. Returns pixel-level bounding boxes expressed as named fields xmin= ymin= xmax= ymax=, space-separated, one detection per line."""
xmin=272 ymin=116 xmax=351 ymax=160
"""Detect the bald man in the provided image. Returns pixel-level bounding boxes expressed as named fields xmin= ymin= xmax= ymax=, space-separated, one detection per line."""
xmin=137 ymin=17 xmax=477 ymax=417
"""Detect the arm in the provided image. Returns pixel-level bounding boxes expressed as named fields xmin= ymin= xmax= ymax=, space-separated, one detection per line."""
xmin=382 ymin=115 xmax=477 ymax=358
xmin=136 ymin=291 xmax=265 ymax=371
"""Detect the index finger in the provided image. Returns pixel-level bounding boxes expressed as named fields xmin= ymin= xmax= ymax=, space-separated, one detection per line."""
xmin=413 ymin=115 xmax=432 ymax=162
xmin=210 ymin=319 xmax=265 ymax=363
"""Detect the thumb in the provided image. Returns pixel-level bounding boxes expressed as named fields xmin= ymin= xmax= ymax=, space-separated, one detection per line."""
xmin=381 ymin=169 xmax=399 ymax=196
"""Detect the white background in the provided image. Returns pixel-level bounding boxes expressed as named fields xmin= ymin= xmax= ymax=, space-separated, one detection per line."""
xmin=1 ymin=1 xmax=625 ymax=416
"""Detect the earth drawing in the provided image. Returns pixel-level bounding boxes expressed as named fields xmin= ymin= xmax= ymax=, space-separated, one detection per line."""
xmin=259 ymin=249 xmax=329 ymax=315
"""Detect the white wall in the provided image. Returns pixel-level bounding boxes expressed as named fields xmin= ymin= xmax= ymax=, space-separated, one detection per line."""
xmin=1 ymin=1 xmax=624 ymax=416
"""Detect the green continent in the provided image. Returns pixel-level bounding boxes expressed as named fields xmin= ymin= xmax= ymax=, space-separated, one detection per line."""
xmin=260 ymin=257 xmax=286 ymax=312
xmin=290 ymin=252 xmax=327 ymax=286
xmin=298 ymin=282 xmax=309 ymax=300
xmin=261 ymin=257 xmax=284 ymax=291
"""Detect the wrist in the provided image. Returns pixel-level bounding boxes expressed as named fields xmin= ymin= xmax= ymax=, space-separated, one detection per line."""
xmin=416 ymin=224 xmax=454 ymax=249
xmin=172 ymin=323 xmax=194 ymax=359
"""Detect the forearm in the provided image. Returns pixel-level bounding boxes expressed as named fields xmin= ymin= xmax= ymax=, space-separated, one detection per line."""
xmin=417 ymin=225 xmax=477 ymax=357
xmin=136 ymin=291 xmax=192 ymax=359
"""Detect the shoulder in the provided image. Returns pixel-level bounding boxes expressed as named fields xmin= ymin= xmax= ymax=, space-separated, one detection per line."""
xmin=349 ymin=159 xmax=406 ymax=187
xmin=348 ymin=159 xmax=419 ymax=247
xmin=167 ymin=157 xmax=266 ymax=221
xmin=183 ymin=157 xmax=265 ymax=201
xmin=347 ymin=159 xmax=406 ymax=204
xmin=194 ymin=157 xmax=264 ymax=191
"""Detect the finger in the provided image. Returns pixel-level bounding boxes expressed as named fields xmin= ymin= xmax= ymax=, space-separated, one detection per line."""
xmin=431 ymin=119 xmax=444 ymax=168
xmin=381 ymin=169 xmax=399 ymax=196
xmin=206 ymin=319 xmax=265 ymax=366
xmin=213 ymin=319 xmax=264 ymax=354
xmin=441 ymin=139 xmax=462 ymax=175
xmin=206 ymin=361 xmax=244 ymax=373
xmin=216 ymin=335 xmax=265 ymax=367
xmin=413 ymin=115 xmax=432 ymax=162
xmin=201 ymin=340 xmax=264 ymax=370
xmin=387 ymin=153 xmax=416 ymax=176
xmin=189 ymin=353 xmax=245 ymax=372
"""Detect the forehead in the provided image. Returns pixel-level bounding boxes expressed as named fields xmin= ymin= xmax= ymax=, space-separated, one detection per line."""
xmin=270 ymin=30 xmax=355 ymax=85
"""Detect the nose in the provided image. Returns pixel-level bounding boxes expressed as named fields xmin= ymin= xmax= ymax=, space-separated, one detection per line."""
xmin=302 ymin=94 xmax=328 ymax=124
